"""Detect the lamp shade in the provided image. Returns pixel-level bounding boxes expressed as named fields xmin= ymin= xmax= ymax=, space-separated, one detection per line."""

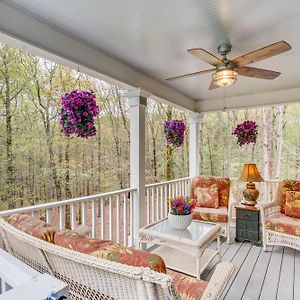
xmin=239 ymin=163 xmax=264 ymax=182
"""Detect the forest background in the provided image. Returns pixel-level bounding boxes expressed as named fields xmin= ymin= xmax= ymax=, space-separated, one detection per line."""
xmin=1 ymin=43 xmax=300 ymax=210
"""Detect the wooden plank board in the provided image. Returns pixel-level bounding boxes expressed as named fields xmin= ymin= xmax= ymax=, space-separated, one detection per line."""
xmin=225 ymin=245 xmax=261 ymax=300
xmin=221 ymin=242 xmax=252 ymax=300
xmin=202 ymin=237 xmax=231 ymax=279
xmin=205 ymin=240 xmax=243 ymax=281
xmin=259 ymin=246 xmax=284 ymax=300
xmin=241 ymin=246 xmax=273 ymax=300
xmin=294 ymin=251 xmax=300 ymax=300
xmin=276 ymin=247 xmax=295 ymax=300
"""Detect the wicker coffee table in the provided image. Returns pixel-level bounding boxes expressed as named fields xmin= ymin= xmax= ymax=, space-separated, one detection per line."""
xmin=139 ymin=218 xmax=221 ymax=279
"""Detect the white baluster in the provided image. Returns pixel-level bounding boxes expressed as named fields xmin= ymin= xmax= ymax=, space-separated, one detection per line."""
xmin=130 ymin=192 xmax=134 ymax=247
xmin=151 ymin=187 xmax=155 ymax=223
xmin=81 ymin=201 xmax=87 ymax=226
xmin=116 ymin=194 xmax=120 ymax=243
xmin=109 ymin=196 xmax=113 ymax=241
xmin=46 ymin=209 xmax=52 ymax=225
xmin=100 ymin=198 xmax=105 ymax=240
xmin=123 ymin=194 xmax=128 ymax=246
xmin=31 ymin=211 xmax=38 ymax=218
xmin=91 ymin=200 xmax=97 ymax=238
xmin=146 ymin=188 xmax=150 ymax=224
xmin=165 ymin=184 xmax=168 ymax=217
xmin=160 ymin=185 xmax=164 ymax=220
xmin=59 ymin=206 xmax=65 ymax=230
xmin=70 ymin=203 xmax=76 ymax=230
xmin=156 ymin=187 xmax=159 ymax=221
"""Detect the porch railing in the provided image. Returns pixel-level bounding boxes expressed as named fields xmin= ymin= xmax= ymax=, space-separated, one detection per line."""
xmin=0 ymin=177 xmax=280 ymax=247
xmin=0 ymin=188 xmax=137 ymax=247
xmin=145 ymin=177 xmax=191 ymax=224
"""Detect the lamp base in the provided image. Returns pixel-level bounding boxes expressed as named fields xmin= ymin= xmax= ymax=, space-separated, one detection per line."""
xmin=241 ymin=182 xmax=259 ymax=206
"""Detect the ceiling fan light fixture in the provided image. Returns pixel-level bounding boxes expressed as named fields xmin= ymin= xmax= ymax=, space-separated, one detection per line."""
xmin=212 ymin=68 xmax=238 ymax=87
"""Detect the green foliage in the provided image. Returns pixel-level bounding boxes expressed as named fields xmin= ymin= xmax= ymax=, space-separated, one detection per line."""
xmin=0 ymin=42 xmax=300 ymax=210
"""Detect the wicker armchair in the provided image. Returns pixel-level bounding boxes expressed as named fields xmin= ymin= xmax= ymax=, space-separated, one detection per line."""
xmin=0 ymin=218 xmax=234 ymax=300
xmin=260 ymin=180 xmax=300 ymax=251
xmin=190 ymin=176 xmax=236 ymax=243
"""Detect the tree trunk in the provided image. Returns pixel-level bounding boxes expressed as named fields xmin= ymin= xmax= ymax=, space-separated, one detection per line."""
xmin=165 ymin=107 xmax=173 ymax=180
xmin=3 ymin=63 xmax=15 ymax=209
xmin=206 ymin=125 xmax=214 ymax=175
xmin=96 ymin=117 xmax=102 ymax=192
xmin=262 ymin=107 xmax=272 ymax=179
xmin=65 ymin=137 xmax=71 ymax=198
xmin=274 ymin=106 xmax=285 ymax=179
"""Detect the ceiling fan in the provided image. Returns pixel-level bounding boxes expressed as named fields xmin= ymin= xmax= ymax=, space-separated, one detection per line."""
xmin=166 ymin=41 xmax=291 ymax=90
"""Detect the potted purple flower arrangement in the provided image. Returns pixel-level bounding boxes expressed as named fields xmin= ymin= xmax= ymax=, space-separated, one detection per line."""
xmin=168 ymin=196 xmax=196 ymax=230
xmin=164 ymin=119 xmax=186 ymax=148
xmin=232 ymin=120 xmax=258 ymax=146
xmin=60 ymin=90 xmax=100 ymax=139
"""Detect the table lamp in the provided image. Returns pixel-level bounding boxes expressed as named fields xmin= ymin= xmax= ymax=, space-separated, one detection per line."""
xmin=239 ymin=163 xmax=264 ymax=206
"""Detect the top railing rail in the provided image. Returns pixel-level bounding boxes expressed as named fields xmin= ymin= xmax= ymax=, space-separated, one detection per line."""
xmin=0 ymin=187 xmax=137 ymax=217
xmin=145 ymin=176 xmax=191 ymax=188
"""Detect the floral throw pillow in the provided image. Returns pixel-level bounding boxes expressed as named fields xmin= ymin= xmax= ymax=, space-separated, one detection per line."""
xmin=194 ymin=185 xmax=219 ymax=208
xmin=285 ymin=191 xmax=300 ymax=219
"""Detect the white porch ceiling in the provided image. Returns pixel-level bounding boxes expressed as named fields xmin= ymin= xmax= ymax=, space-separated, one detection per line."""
xmin=1 ymin=0 xmax=300 ymax=112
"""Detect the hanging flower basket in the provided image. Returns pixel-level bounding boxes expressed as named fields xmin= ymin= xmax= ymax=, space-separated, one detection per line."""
xmin=60 ymin=90 xmax=100 ymax=139
xmin=232 ymin=120 xmax=258 ymax=146
xmin=164 ymin=119 xmax=186 ymax=148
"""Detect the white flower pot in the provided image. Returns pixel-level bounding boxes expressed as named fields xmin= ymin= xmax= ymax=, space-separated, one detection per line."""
xmin=168 ymin=212 xmax=193 ymax=230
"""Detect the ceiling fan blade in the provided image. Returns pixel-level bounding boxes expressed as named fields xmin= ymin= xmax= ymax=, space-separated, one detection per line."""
xmin=208 ymin=80 xmax=220 ymax=90
xmin=166 ymin=68 xmax=215 ymax=81
xmin=237 ymin=66 xmax=281 ymax=79
xmin=187 ymin=48 xmax=223 ymax=66
xmin=232 ymin=41 xmax=291 ymax=67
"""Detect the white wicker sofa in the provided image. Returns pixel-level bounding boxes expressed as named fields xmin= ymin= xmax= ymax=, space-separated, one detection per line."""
xmin=0 ymin=217 xmax=234 ymax=300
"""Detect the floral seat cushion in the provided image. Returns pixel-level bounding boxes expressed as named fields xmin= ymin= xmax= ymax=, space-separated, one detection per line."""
xmin=54 ymin=230 xmax=167 ymax=273
xmin=191 ymin=176 xmax=230 ymax=206
xmin=285 ymin=191 xmax=300 ymax=219
xmin=265 ymin=213 xmax=300 ymax=236
xmin=280 ymin=180 xmax=300 ymax=213
xmin=194 ymin=186 xmax=219 ymax=208
xmin=7 ymin=213 xmax=56 ymax=243
xmin=167 ymin=269 xmax=208 ymax=300
xmin=192 ymin=206 xmax=228 ymax=223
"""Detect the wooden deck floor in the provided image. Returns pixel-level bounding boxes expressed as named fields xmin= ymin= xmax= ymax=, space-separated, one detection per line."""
xmin=203 ymin=236 xmax=300 ymax=300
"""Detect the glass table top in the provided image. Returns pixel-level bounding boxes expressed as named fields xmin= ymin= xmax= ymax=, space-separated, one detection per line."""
xmin=147 ymin=219 xmax=216 ymax=241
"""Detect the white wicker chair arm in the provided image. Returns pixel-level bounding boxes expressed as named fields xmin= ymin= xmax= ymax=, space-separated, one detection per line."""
xmin=258 ymin=201 xmax=278 ymax=210
xmin=259 ymin=202 xmax=280 ymax=220
xmin=200 ymin=262 xmax=234 ymax=300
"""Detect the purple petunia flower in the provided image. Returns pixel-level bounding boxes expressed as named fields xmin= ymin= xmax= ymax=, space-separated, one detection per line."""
xmin=232 ymin=120 xmax=258 ymax=147
xmin=164 ymin=119 xmax=186 ymax=147
xmin=60 ymin=90 xmax=100 ymax=139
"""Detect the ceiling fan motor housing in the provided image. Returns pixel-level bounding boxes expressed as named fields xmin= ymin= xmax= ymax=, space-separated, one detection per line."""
xmin=218 ymin=43 xmax=232 ymax=58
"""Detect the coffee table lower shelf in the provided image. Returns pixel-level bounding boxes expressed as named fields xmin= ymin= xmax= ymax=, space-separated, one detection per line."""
xmin=152 ymin=246 xmax=218 ymax=279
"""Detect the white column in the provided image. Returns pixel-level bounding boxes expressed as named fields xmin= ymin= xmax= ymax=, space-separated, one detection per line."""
xmin=127 ymin=89 xmax=149 ymax=247
xmin=188 ymin=113 xmax=203 ymax=178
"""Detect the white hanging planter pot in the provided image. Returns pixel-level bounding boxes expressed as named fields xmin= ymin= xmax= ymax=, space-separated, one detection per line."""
xmin=168 ymin=212 xmax=193 ymax=230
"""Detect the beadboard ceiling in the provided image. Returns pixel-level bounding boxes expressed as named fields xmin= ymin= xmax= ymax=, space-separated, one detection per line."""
xmin=1 ymin=0 xmax=300 ymax=111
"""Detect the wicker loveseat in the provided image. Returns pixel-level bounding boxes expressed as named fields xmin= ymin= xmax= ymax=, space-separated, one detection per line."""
xmin=260 ymin=180 xmax=300 ymax=251
xmin=190 ymin=176 xmax=236 ymax=243
xmin=0 ymin=215 xmax=234 ymax=300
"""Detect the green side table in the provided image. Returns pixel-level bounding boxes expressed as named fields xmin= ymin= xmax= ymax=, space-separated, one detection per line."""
xmin=235 ymin=205 xmax=261 ymax=246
